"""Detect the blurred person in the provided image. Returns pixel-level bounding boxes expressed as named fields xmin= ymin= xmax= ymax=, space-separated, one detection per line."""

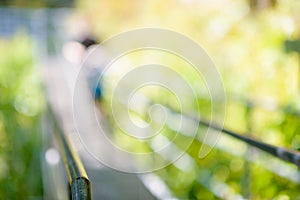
xmin=62 ymin=35 xmax=107 ymax=113
xmin=81 ymin=36 xmax=103 ymax=102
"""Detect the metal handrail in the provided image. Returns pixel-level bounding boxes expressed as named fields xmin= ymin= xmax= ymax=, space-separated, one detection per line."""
xmin=48 ymin=106 xmax=92 ymax=200
xmin=163 ymin=105 xmax=300 ymax=167
xmin=119 ymin=91 xmax=300 ymax=167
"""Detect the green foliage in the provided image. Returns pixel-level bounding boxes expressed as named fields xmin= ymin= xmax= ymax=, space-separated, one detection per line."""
xmin=76 ymin=0 xmax=300 ymax=199
xmin=0 ymin=33 xmax=44 ymax=198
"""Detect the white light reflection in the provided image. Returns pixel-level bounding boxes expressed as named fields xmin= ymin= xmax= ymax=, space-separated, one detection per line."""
xmin=140 ymin=173 xmax=176 ymax=200
xmin=45 ymin=148 xmax=60 ymax=165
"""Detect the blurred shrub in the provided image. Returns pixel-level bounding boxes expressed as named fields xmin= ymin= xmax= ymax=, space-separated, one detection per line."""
xmin=0 ymin=32 xmax=44 ymax=198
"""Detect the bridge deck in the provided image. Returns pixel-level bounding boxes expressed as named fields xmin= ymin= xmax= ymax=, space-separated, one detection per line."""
xmin=43 ymin=57 xmax=157 ymax=200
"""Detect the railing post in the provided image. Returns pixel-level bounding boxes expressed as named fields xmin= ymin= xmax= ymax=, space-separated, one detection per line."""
xmin=241 ymin=101 xmax=253 ymax=198
xmin=284 ymin=39 xmax=300 ymax=92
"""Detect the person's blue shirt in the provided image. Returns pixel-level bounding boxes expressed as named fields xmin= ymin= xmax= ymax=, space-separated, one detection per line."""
xmin=87 ymin=67 xmax=102 ymax=100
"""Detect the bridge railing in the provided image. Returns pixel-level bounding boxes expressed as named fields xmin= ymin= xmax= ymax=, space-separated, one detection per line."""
xmin=111 ymin=92 xmax=300 ymax=198
xmin=47 ymin=106 xmax=92 ymax=200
